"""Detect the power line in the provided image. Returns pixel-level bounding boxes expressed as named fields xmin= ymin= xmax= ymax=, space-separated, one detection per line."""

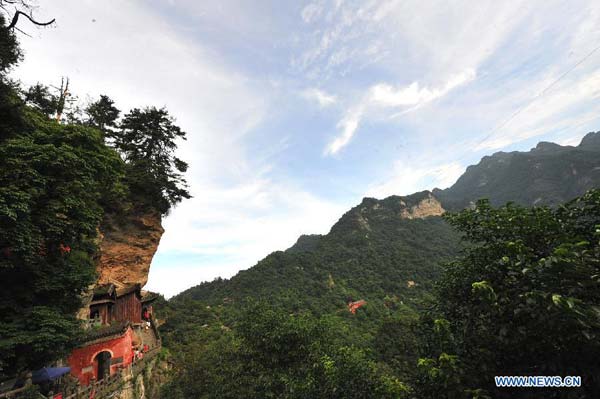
xmin=470 ymin=42 xmax=600 ymax=154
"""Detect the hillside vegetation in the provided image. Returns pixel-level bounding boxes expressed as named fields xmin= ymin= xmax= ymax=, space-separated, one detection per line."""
xmin=160 ymin=135 xmax=600 ymax=398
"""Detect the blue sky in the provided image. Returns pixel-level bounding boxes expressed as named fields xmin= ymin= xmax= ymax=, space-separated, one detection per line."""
xmin=13 ymin=0 xmax=600 ymax=297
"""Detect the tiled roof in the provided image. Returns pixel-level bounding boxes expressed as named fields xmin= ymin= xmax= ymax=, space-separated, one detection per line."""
xmin=80 ymin=321 xmax=130 ymax=345
xmin=93 ymin=283 xmax=116 ymax=298
xmin=141 ymin=292 xmax=159 ymax=303
xmin=115 ymin=283 xmax=141 ymax=298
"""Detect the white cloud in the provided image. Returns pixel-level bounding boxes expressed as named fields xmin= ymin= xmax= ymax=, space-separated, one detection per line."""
xmin=301 ymin=2 xmax=323 ymax=24
xmin=324 ymin=106 xmax=363 ymax=155
xmin=557 ymin=135 xmax=586 ymax=147
xmin=366 ymin=161 xmax=465 ymax=199
xmin=325 ymin=69 xmax=476 ymax=155
xmin=371 ymin=69 xmax=476 ymax=107
xmin=302 ymin=87 xmax=337 ymax=107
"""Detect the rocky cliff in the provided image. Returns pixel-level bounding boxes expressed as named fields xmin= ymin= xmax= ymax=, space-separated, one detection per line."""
xmin=75 ymin=211 xmax=163 ymax=321
xmin=97 ymin=211 xmax=164 ymax=287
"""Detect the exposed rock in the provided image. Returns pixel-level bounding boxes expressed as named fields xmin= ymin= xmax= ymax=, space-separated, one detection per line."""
xmin=96 ymin=211 xmax=164 ymax=287
xmin=399 ymin=193 xmax=445 ymax=219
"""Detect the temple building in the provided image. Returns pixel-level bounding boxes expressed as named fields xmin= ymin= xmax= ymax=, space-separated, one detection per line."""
xmin=67 ymin=283 xmax=160 ymax=385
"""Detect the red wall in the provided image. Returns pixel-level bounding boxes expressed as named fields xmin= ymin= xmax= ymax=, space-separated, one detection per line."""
xmin=67 ymin=328 xmax=134 ymax=385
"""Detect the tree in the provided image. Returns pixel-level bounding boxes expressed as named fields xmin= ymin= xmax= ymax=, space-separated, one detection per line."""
xmin=116 ymin=106 xmax=190 ymax=213
xmin=0 ymin=1 xmax=54 ymax=33
xmin=420 ymin=191 xmax=600 ymax=398
xmin=0 ymin=14 xmax=20 ymax=72
xmin=24 ymin=83 xmax=56 ymax=116
xmin=0 ymin=14 xmax=25 ymax=140
xmin=161 ymin=302 xmax=410 ymax=398
xmin=85 ymin=94 xmax=120 ymax=135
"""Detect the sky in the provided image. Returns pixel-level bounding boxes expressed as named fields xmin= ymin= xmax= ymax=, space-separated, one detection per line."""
xmin=11 ymin=0 xmax=600 ymax=297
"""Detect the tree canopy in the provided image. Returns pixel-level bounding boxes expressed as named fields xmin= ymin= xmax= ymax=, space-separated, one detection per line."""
xmin=116 ymin=106 xmax=191 ymax=214
xmin=417 ymin=191 xmax=600 ymax=398
xmin=0 ymin=15 xmax=190 ymax=376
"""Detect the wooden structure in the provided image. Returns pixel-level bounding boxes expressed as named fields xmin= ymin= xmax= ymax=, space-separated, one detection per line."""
xmin=89 ymin=284 xmax=143 ymax=326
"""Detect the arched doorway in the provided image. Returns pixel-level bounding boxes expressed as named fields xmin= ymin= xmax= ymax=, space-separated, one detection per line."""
xmin=94 ymin=351 xmax=112 ymax=381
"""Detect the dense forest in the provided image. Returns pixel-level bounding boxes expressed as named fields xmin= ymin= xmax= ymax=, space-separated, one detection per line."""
xmin=158 ymin=138 xmax=600 ymax=398
xmin=0 ymin=11 xmax=189 ymax=381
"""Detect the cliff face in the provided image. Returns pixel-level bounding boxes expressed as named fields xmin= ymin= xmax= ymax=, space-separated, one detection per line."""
xmin=96 ymin=211 xmax=164 ymax=287
xmin=398 ymin=192 xmax=445 ymax=219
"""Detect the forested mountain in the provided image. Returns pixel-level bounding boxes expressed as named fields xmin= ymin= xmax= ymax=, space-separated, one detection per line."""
xmin=174 ymin=132 xmax=600 ymax=306
xmin=435 ymin=132 xmax=600 ymax=209
xmin=160 ymin=133 xmax=600 ymax=398
xmin=176 ymin=191 xmax=459 ymax=311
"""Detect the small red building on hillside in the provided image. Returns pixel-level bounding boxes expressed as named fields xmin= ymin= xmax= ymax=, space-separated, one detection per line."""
xmin=348 ymin=299 xmax=367 ymax=314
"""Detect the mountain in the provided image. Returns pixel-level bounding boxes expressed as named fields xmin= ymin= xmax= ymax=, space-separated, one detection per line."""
xmin=174 ymin=132 xmax=600 ymax=306
xmin=435 ymin=131 xmax=600 ymax=210
xmin=160 ymin=133 xmax=600 ymax=398
xmin=176 ymin=190 xmax=459 ymax=313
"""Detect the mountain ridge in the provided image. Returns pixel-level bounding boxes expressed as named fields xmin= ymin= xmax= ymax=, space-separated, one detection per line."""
xmin=173 ymin=132 xmax=600 ymax=304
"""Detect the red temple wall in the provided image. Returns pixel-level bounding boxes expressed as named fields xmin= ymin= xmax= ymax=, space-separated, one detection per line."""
xmin=67 ymin=328 xmax=134 ymax=385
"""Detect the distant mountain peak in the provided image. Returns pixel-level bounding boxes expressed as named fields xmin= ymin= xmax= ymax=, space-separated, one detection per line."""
xmin=435 ymin=132 xmax=600 ymax=210
xmin=532 ymin=141 xmax=563 ymax=153
xmin=579 ymin=131 xmax=600 ymax=150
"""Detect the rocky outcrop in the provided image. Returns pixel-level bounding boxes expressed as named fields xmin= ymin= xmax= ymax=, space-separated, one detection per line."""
xmin=399 ymin=192 xmax=445 ymax=219
xmin=96 ymin=211 xmax=164 ymax=287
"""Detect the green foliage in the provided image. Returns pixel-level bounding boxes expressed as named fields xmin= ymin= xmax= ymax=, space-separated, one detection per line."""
xmin=85 ymin=94 xmax=120 ymax=134
xmin=0 ymin=16 xmax=26 ymax=140
xmin=115 ymin=107 xmax=191 ymax=214
xmin=162 ymin=189 xmax=600 ymax=398
xmin=162 ymin=302 xmax=410 ymax=398
xmin=0 ymin=15 xmax=21 ymax=73
xmin=0 ymin=15 xmax=189 ymax=375
xmin=24 ymin=83 xmax=57 ymax=117
xmin=420 ymin=190 xmax=600 ymax=398
xmin=0 ymin=115 xmax=125 ymax=374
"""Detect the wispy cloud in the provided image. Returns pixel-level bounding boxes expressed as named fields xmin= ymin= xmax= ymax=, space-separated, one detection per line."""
xmin=372 ymin=69 xmax=476 ymax=107
xmin=474 ymin=68 xmax=600 ymax=151
xmin=325 ymin=69 xmax=476 ymax=155
xmin=326 ymin=107 xmax=363 ymax=155
xmin=302 ymin=87 xmax=337 ymax=107
xmin=301 ymin=2 xmax=324 ymax=24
